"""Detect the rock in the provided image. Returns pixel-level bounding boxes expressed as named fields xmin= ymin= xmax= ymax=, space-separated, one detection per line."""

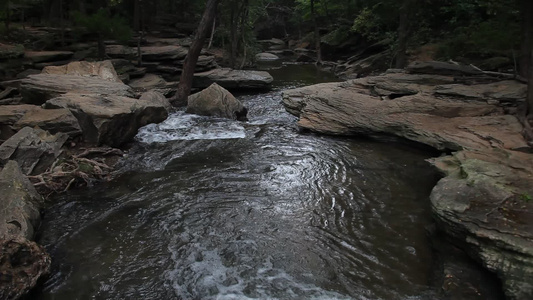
xmin=0 ymin=160 xmax=42 ymax=239
xmin=42 ymin=60 xmax=123 ymax=83
xmin=13 ymin=108 xmax=82 ymax=138
xmin=407 ymin=61 xmax=483 ymax=76
xmin=255 ymin=53 xmax=280 ymax=61
xmin=0 ymin=237 xmax=51 ymax=300
xmin=282 ymin=73 xmax=528 ymax=152
xmin=128 ymin=73 xmax=169 ymax=92
xmin=193 ymin=68 xmax=273 ymax=90
xmin=430 ymin=149 xmax=533 ymax=300
xmin=105 ymin=44 xmax=136 ymax=58
xmin=187 ymin=83 xmax=247 ymax=120
xmin=44 ymin=93 xmax=168 ymax=147
xmin=335 ymin=51 xmax=390 ymax=78
xmin=0 ymin=105 xmax=42 ymax=141
xmin=141 ymin=45 xmax=188 ymax=61
xmin=435 ymin=80 xmax=527 ymax=106
xmin=16 ymin=69 xmax=41 ymax=79
xmin=139 ymin=91 xmax=172 ymax=112
xmin=20 ymin=74 xmax=135 ymax=105
xmin=0 ymin=44 xmax=25 ymax=60
xmin=24 ymin=51 xmax=74 ymax=63
xmin=0 ymin=127 xmax=68 ymax=175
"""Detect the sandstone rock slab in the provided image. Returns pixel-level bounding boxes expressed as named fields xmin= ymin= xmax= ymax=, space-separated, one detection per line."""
xmin=44 ymin=93 xmax=168 ymax=147
xmin=20 ymin=73 xmax=135 ymax=105
xmin=193 ymin=68 xmax=273 ymax=90
xmin=42 ymin=60 xmax=122 ymax=83
xmin=13 ymin=108 xmax=82 ymax=138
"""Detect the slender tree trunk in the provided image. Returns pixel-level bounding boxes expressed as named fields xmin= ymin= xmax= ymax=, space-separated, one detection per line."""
xmin=520 ymin=0 xmax=533 ymax=78
xmin=59 ymin=0 xmax=65 ymax=46
xmin=207 ymin=18 xmax=216 ymax=49
xmin=5 ymin=1 xmax=10 ymax=35
xmin=528 ymin=49 xmax=533 ymax=117
xmin=230 ymin=6 xmax=237 ymax=68
xmin=170 ymin=0 xmax=219 ymax=106
xmin=134 ymin=0 xmax=141 ymax=31
xmin=310 ymin=0 xmax=322 ymax=63
xmin=395 ymin=0 xmax=411 ymax=69
xmin=97 ymin=33 xmax=105 ymax=60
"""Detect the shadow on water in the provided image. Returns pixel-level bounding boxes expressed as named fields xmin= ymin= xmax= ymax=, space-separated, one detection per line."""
xmin=34 ymin=62 xmax=502 ymax=300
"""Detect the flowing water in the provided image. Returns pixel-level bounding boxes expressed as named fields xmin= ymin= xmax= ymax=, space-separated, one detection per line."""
xmin=36 ymin=63 xmax=442 ymax=299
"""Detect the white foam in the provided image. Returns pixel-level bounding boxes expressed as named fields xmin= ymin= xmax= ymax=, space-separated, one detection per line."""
xmin=136 ymin=112 xmax=246 ymax=143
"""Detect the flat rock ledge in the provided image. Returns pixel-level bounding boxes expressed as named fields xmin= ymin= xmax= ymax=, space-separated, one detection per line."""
xmin=282 ymin=70 xmax=533 ymax=299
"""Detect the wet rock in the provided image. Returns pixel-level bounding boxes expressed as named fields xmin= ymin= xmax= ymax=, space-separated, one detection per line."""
xmin=0 ymin=237 xmax=51 ymax=300
xmin=0 ymin=127 xmax=68 ymax=175
xmin=430 ymin=149 xmax=533 ymax=300
xmin=13 ymin=108 xmax=82 ymax=138
xmin=0 ymin=160 xmax=42 ymax=239
xmin=41 ymin=60 xmax=123 ymax=83
xmin=256 ymin=53 xmax=280 ymax=61
xmin=24 ymin=51 xmax=73 ymax=63
xmin=19 ymin=73 xmax=135 ymax=105
xmin=193 ymin=68 xmax=273 ymax=90
xmin=44 ymin=93 xmax=168 ymax=147
xmin=187 ymin=83 xmax=247 ymax=120
xmin=407 ymin=61 xmax=483 ymax=76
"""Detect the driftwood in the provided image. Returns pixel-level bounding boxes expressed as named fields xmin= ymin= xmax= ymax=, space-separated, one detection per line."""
xmin=27 ymin=147 xmax=123 ymax=195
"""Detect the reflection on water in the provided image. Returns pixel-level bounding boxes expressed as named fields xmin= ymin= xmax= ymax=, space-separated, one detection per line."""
xmin=36 ymin=64 xmax=441 ymax=299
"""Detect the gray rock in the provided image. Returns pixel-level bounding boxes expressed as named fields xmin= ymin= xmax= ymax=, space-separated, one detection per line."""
xmin=44 ymin=93 xmax=168 ymax=147
xmin=13 ymin=108 xmax=82 ymax=138
xmin=193 ymin=68 xmax=273 ymax=90
xmin=0 ymin=127 xmax=68 ymax=175
xmin=141 ymin=45 xmax=188 ymax=61
xmin=0 ymin=105 xmax=41 ymax=141
xmin=0 ymin=160 xmax=42 ymax=240
xmin=139 ymin=91 xmax=172 ymax=112
xmin=187 ymin=83 xmax=247 ymax=120
xmin=105 ymin=44 xmax=136 ymax=58
xmin=20 ymin=73 xmax=135 ymax=105
xmin=255 ymin=53 xmax=280 ymax=61
xmin=128 ymin=74 xmax=169 ymax=92
xmin=435 ymin=80 xmax=527 ymax=105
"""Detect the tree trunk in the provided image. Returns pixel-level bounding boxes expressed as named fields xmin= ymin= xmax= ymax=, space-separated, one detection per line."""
xmin=395 ymin=0 xmax=411 ymax=69
xmin=520 ymin=0 xmax=532 ymax=78
xmin=526 ymin=49 xmax=533 ymax=116
xmin=310 ymin=0 xmax=322 ymax=63
xmin=170 ymin=0 xmax=219 ymax=106
xmin=134 ymin=0 xmax=141 ymax=31
xmin=5 ymin=1 xmax=10 ymax=35
xmin=97 ymin=33 xmax=105 ymax=60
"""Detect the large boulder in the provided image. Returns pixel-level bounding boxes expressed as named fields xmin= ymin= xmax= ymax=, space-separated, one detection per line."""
xmin=282 ymin=73 xmax=527 ymax=152
xmin=19 ymin=73 xmax=134 ymax=105
xmin=255 ymin=52 xmax=280 ymax=61
xmin=44 ymin=93 xmax=168 ymax=147
xmin=187 ymin=83 xmax=247 ymax=120
xmin=0 ymin=160 xmax=42 ymax=240
xmin=139 ymin=91 xmax=172 ymax=112
xmin=42 ymin=60 xmax=123 ymax=83
xmin=193 ymin=68 xmax=273 ymax=90
xmin=0 ymin=127 xmax=68 ymax=175
xmin=13 ymin=108 xmax=82 ymax=138
xmin=430 ymin=149 xmax=533 ymax=299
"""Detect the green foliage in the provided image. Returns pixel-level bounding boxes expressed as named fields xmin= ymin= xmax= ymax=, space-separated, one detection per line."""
xmin=520 ymin=193 xmax=532 ymax=203
xmin=72 ymin=8 xmax=131 ymax=42
xmin=351 ymin=7 xmax=385 ymax=42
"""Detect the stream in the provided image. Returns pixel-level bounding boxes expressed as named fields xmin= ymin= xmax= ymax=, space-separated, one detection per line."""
xmin=36 ymin=63 xmax=443 ymax=299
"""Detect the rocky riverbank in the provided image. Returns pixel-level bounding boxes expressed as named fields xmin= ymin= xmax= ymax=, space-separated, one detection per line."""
xmin=282 ymin=62 xmax=533 ymax=299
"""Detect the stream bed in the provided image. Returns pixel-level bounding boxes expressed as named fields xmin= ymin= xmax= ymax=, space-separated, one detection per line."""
xmin=36 ymin=63 xmax=445 ymax=299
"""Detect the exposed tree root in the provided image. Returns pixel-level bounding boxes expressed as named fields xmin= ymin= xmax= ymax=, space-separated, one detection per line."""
xmin=27 ymin=147 xmax=123 ymax=196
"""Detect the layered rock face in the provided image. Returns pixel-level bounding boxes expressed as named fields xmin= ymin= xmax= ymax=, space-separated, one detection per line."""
xmin=282 ymin=68 xmax=533 ymax=299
